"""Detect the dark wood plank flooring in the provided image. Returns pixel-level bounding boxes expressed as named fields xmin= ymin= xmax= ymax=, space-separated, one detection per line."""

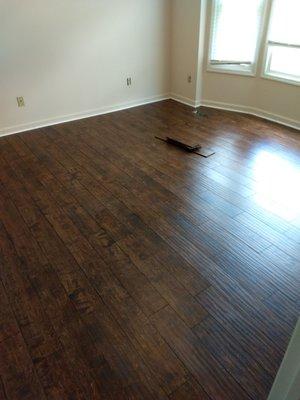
xmin=0 ymin=100 xmax=299 ymax=400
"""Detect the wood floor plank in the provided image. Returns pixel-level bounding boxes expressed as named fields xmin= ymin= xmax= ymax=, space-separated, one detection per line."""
xmin=117 ymin=243 xmax=207 ymax=327
xmin=193 ymin=317 xmax=273 ymax=400
xmin=68 ymin=238 xmax=167 ymax=317
xmin=0 ymin=219 xmax=105 ymax=399
xmin=0 ymin=100 xmax=299 ymax=399
xmin=30 ymin=265 xmax=122 ymax=400
xmin=169 ymin=377 xmax=212 ymax=400
xmin=150 ymin=306 xmax=251 ymax=400
xmin=236 ymin=212 xmax=300 ymax=256
xmin=180 ymin=221 xmax=296 ymax=304
xmin=5 ymin=135 xmax=169 ymax=323
xmin=21 ymin=130 xmax=134 ymax=243
xmin=0 ymin=334 xmax=47 ymax=400
xmin=31 ymin=262 xmax=158 ymax=400
xmin=0 ymin=280 xmax=19 ymax=343
xmin=0 ymin=377 xmax=7 ymax=400
xmin=197 ymin=287 xmax=285 ymax=376
xmin=32 ymin=224 xmax=168 ymax=398
xmin=9 ymin=140 xmax=170 ymax=327
xmin=153 ymin=249 xmax=210 ymax=296
xmin=0 ymin=152 xmax=163 ymax=398
xmin=0 ymin=224 xmax=60 ymax=361
xmin=68 ymin=237 xmax=188 ymax=395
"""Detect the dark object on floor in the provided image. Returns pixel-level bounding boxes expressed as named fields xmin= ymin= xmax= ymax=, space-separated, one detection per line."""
xmin=193 ymin=108 xmax=207 ymax=118
xmin=155 ymin=135 xmax=215 ymax=157
xmin=163 ymin=137 xmax=201 ymax=152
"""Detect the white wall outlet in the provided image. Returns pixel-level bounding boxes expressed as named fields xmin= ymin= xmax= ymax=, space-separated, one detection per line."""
xmin=126 ymin=77 xmax=132 ymax=86
xmin=17 ymin=97 xmax=25 ymax=107
xmin=187 ymin=74 xmax=192 ymax=84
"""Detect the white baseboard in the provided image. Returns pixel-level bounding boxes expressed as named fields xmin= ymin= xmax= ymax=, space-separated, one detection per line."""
xmin=169 ymin=93 xmax=199 ymax=108
xmin=1 ymin=93 xmax=299 ymax=137
xmin=201 ymin=100 xmax=300 ymax=131
xmin=0 ymin=94 xmax=170 ymax=138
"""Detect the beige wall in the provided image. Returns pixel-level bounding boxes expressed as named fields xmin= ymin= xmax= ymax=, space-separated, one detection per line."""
xmin=0 ymin=0 xmax=171 ymax=135
xmin=202 ymin=73 xmax=257 ymax=107
xmin=255 ymin=79 xmax=300 ymax=123
xmin=170 ymin=0 xmax=202 ymax=104
xmin=202 ymin=71 xmax=300 ymax=127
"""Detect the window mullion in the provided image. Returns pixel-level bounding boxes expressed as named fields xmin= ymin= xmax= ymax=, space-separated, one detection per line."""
xmin=257 ymin=0 xmax=274 ymax=77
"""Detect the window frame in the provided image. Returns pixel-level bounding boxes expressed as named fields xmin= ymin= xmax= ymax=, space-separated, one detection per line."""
xmin=207 ymin=0 xmax=267 ymax=77
xmin=261 ymin=0 xmax=300 ymax=86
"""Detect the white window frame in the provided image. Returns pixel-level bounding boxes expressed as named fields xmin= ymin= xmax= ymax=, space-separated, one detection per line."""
xmin=261 ymin=0 xmax=300 ymax=86
xmin=207 ymin=0 xmax=268 ymax=77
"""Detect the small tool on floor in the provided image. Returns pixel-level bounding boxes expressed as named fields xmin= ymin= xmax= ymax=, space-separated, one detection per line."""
xmin=155 ymin=136 xmax=215 ymax=158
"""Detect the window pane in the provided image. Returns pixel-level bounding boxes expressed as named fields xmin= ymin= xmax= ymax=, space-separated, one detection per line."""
xmin=269 ymin=0 xmax=300 ymax=45
xmin=210 ymin=0 xmax=264 ymax=64
xmin=267 ymin=45 xmax=300 ymax=79
xmin=265 ymin=0 xmax=300 ymax=82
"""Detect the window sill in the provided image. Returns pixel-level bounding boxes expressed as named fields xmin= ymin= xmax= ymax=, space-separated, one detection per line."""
xmin=207 ymin=65 xmax=256 ymax=78
xmin=262 ymin=73 xmax=300 ymax=87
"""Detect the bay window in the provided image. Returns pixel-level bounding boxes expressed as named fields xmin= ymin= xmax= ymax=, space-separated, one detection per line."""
xmin=208 ymin=0 xmax=300 ymax=85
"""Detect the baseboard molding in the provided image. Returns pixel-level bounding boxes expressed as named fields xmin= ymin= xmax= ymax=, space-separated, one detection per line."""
xmin=169 ymin=93 xmax=199 ymax=108
xmin=0 ymin=94 xmax=170 ymax=138
xmin=1 ymin=94 xmax=299 ymax=137
xmin=201 ymin=100 xmax=300 ymax=131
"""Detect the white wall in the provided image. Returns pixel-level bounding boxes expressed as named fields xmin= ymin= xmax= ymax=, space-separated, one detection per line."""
xmin=0 ymin=0 xmax=171 ymax=135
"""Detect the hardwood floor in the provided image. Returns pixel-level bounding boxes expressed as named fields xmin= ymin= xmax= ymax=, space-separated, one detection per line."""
xmin=0 ymin=99 xmax=299 ymax=400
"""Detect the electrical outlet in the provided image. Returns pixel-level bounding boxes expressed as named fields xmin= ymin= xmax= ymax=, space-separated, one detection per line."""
xmin=187 ymin=75 xmax=192 ymax=84
xmin=126 ymin=77 xmax=132 ymax=86
xmin=17 ymin=97 xmax=25 ymax=107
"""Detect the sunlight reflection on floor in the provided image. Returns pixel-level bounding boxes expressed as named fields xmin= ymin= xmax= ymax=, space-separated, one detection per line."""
xmin=252 ymin=150 xmax=300 ymax=221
